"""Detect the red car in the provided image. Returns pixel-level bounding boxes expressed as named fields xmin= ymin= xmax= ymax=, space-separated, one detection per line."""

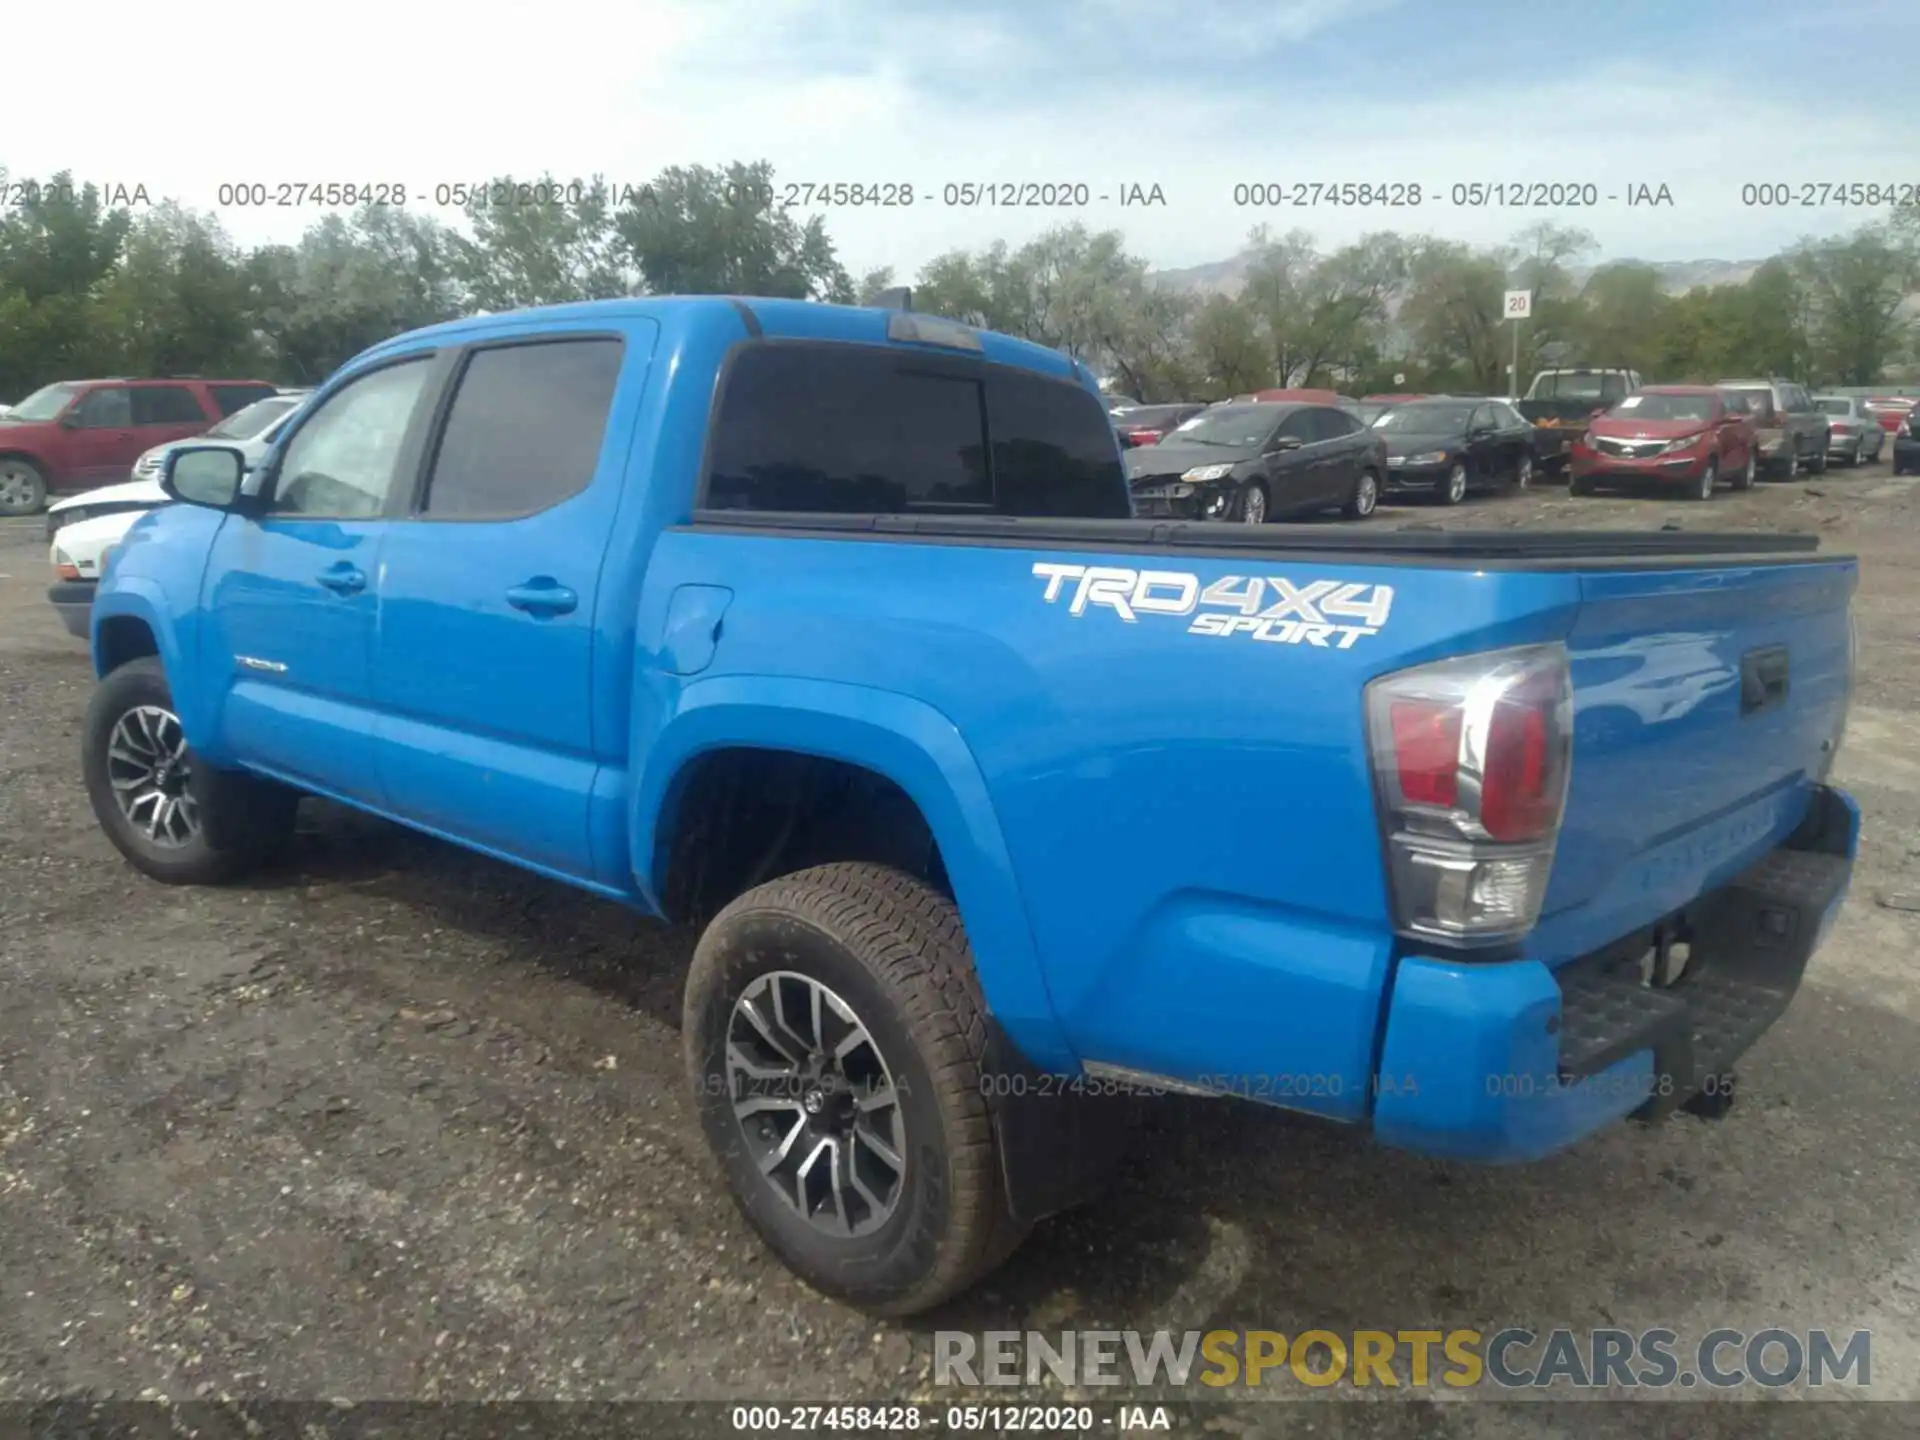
xmin=1866 ymin=396 xmax=1917 ymax=433
xmin=1111 ymin=402 xmax=1206 ymax=448
xmin=1568 ymin=385 xmax=1758 ymax=501
xmin=0 ymin=376 xmax=278 ymax=515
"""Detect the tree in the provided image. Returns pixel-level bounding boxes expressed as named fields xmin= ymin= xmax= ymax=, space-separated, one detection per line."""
xmin=450 ymin=173 xmax=633 ymax=311
xmin=1398 ymin=240 xmax=1508 ymax=391
xmin=614 ymin=161 xmax=854 ymax=301
xmin=1577 ymin=263 xmax=1672 ymax=375
xmin=1791 ymin=223 xmax=1920 ymax=384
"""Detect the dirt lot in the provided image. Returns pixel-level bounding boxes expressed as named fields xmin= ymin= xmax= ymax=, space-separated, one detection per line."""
xmin=2 ymin=460 xmax=1918 ymax=1428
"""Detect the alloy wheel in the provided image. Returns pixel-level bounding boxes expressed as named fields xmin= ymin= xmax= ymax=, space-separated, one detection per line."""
xmin=725 ymin=970 xmax=906 ymax=1239
xmin=1353 ymin=472 xmax=1377 ymax=516
xmin=107 ymin=705 xmax=201 ymax=847
xmin=1445 ymin=465 xmax=1467 ymax=504
xmin=1240 ymin=484 xmax=1268 ymax=524
xmin=1515 ymin=455 xmax=1533 ymax=489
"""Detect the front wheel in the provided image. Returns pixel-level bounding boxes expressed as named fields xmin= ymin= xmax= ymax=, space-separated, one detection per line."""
xmin=1238 ymin=482 xmax=1269 ymax=524
xmin=1343 ymin=469 xmax=1379 ymax=519
xmin=1731 ymin=451 xmax=1756 ymax=491
xmin=0 ymin=456 xmax=48 ymax=516
xmin=81 ymin=657 xmax=299 ymax=884
xmin=683 ymin=863 xmax=1027 ymax=1316
xmin=1687 ymin=457 xmax=1718 ymax=502
xmin=1438 ymin=463 xmax=1468 ymax=505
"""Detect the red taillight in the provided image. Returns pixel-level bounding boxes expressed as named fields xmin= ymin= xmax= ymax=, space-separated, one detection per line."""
xmin=1366 ymin=644 xmax=1573 ymax=944
xmin=1389 ymin=700 xmax=1460 ymax=807
xmin=1481 ymin=700 xmax=1552 ymax=840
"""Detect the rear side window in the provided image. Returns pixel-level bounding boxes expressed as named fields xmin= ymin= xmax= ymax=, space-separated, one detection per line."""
xmin=132 ymin=385 xmax=208 ymax=424
xmin=421 ymin=338 xmax=624 ymax=518
xmin=704 ymin=344 xmax=984 ymax=513
xmin=1311 ymin=407 xmax=1359 ymax=439
xmin=985 ymin=371 xmax=1128 ymax=518
xmin=209 ymin=383 xmax=278 ymax=416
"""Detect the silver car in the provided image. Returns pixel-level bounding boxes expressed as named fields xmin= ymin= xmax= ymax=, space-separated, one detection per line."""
xmin=1813 ymin=395 xmax=1885 ymax=466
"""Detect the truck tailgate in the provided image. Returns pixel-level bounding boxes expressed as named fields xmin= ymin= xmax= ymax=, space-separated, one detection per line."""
xmin=1529 ymin=556 xmax=1855 ymax=965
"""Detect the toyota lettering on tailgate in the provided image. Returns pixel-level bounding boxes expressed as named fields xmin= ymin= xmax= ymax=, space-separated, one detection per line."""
xmin=1031 ymin=563 xmax=1393 ymax=649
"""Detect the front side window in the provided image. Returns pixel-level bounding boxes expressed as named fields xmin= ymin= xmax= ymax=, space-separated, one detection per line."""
xmin=269 ymin=359 xmax=433 ymax=519
xmin=707 ymin=345 xmax=990 ymax=512
xmin=132 ymin=385 xmax=209 ymax=425
xmin=72 ymin=387 xmax=133 ymax=428
xmin=421 ymin=339 xmax=624 ymax=519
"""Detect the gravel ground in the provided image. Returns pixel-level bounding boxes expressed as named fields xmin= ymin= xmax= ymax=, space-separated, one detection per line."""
xmin=2 ymin=459 xmax=1917 ymax=1430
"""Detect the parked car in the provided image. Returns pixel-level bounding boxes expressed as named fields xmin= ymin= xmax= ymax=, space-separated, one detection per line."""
xmin=1356 ymin=394 xmax=1427 ymax=426
xmin=1124 ymin=400 xmax=1386 ymax=520
xmin=1865 ymin=396 xmax=1916 ymax=434
xmin=83 ymin=295 xmax=1858 ymax=1317
xmin=0 ymin=376 xmax=280 ymax=515
xmin=1111 ymin=403 xmax=1206 ymax=448
xmin=1374 ymin=396 xmax=1538 ymax=503
xmin=46 ymin=390 xmax=312 ymax=540
xmin=1893 ymin=402 xmax=1920 ymax=475
xmin=1812 ymin=396 xmax=1885 ymax=466
xmin=1567 ymin=386 xmax=1758 ymax=501
xmin=1714 ymin=378 xmax=1829 ymax=478
xmin=1517 ymin=368 xmax=1642 ymax=474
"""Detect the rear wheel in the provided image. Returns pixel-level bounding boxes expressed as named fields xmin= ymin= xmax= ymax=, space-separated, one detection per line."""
xmin=1731 ymin=451 xmax=1756 ymax=491
xmin=1808 ymin=443 xmax=1828 ymax=474
xmin=683 ymin=863 xmax=1026 ymax=1316
xmin=1343 ymin=469 xmax=1379 ymax=520
xmin=1439 ymin=463 xmax=1468 ymax=505
xmin=82 ymin=657 xmax=299 ymax=884
xmin=1513 ymin=454 xmax=1533 ymax=490
xmin=0 ymin=457 xmax=48 ymax=516
xmin=1781 ymin=449 xmax=1799 ymax=480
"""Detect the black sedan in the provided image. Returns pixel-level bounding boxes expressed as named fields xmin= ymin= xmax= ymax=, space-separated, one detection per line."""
xmin=1123 ymin=401 xmax=1387 ymax=522
xmin=1374 ymin=397 xmax=1538 ymax=504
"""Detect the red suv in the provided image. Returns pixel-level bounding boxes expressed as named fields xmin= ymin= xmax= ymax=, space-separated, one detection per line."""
xmin=0 ymin=377 xmax=278 ymax=514
xmin=1568 ymin=385 xmax=1758 ymax=500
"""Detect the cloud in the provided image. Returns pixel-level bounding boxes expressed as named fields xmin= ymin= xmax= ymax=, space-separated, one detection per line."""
xmin=2 ymin=0 xmax=1912 ymax=278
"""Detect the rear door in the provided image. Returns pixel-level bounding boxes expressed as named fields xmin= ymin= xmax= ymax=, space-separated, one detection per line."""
xmin=131 ymin=383 xmax=215 ymax=457
xmin=1466 ymin=403 xmax=1504 ymax=486
xmin=1310 ymin=406 xmax=1361 ymax=500
xmin=370 ymin=328 xmax=646 ymax=880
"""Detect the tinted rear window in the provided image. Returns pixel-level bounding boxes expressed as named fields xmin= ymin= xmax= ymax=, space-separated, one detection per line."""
xmin=422 ymin=339 xmax=624 ymax=518
xmin=132 ymin=385 xmax=208 ymax=424
xmin=705 ymin=343 xmax=1126 ymax=518
xmin=210 ymin=383 xmax=279 ymax=416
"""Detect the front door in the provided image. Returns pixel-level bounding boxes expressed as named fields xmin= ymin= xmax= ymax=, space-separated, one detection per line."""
xmin=198 ymin=354 xmax=441 ymax=804
xmin=63 ymin=386 xmax=139 ymax=486
xmin=371 ymin=329 xmax=643 ymax=881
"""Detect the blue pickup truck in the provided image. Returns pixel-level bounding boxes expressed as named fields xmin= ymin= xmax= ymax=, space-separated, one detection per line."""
xmin=79 ymin=296 xmax=1859 ymax=1315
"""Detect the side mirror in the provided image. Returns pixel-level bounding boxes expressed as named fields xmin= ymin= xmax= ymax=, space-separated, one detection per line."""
xmin=162 ymin=445 xmax=248 ymax=510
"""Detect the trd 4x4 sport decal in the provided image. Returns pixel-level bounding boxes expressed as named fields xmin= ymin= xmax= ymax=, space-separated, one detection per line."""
xmin=1031 ymin=563 xmax=1393 ymax=650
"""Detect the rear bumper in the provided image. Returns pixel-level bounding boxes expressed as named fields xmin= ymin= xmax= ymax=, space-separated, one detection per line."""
xmin=48 ymin=580 xmax=95 ymax=638
xmin=1371 ymin=785 xmax=1857 ymax=1162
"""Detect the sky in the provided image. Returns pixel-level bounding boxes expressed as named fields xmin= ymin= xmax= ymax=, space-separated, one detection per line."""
xmin=8 ymin=0 xmax=1916 ymax=279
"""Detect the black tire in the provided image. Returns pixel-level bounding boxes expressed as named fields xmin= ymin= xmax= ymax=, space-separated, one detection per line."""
xmin=1512 ymin=454 xmax=1534 ymax=490
xmin=1731 ymin=451 xmax=1756 ymax=491
xmin=1809 ymin=444 xmax=1828 ymax=475
xmin=1238 ymin=482 xmax=1269 ymax=524
xmin=1343 ymin=469 xmax=1379 ymax=520
xmin=0 ymin=455 xmax=48 ymax=516
xmin=683 ymin=863 xmax=1027 ymax=1316
xmin=1687 ymin=457 xmax=1718 ymax=501
xmin=1780 ymin=448 xmax=1799 ymax=480
xmin=1438 ymin=462 xmax=1468 ymax=505
xmin=82 ymin=657 xmax=299 ymax=884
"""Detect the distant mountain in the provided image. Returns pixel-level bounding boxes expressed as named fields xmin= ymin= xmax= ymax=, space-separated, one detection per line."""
xmin=1149 ymin=250 xmax=1769 ymax=298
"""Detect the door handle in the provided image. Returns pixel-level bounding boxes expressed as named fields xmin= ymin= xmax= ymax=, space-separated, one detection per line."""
xmin=316 ymin=563 xmax=366 ymax=595
xmin=505 ymin=578 xmax=578 ymax=616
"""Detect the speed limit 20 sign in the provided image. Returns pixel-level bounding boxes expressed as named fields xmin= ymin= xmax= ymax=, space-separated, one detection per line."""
xmin=1504 ymin=289 xmax=1533 ymax=319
